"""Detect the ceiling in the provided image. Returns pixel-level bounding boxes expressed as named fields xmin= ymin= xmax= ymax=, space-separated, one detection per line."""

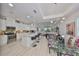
xmin=0 ymin=3 xmax=79 ymax=24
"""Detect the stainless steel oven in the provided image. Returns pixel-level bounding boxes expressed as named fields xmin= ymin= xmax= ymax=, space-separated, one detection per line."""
xmin=4 ymin=27 xmax=16 ymax=44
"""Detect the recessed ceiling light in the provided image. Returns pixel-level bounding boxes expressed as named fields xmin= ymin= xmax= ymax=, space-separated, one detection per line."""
xmin=50 ymin=21 xmax=53 ymax=23
xmin=26 ymin=16 xmax=31 ymax=18
xmin=8 ymin=3 xmax=14 ymax=7
xmin=62 ymin=17 xmax=65 ymax=20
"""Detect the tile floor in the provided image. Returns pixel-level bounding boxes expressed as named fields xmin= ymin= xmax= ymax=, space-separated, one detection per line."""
xmin=0 ymin=37 xmax=51 ymax=56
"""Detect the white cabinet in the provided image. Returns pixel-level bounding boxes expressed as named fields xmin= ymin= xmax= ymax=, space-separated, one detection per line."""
xmin=16 ymin=23 xmax=26 ymax=30
xmin=0 ymin=35 xmax=7 ymax=46
xmin=16 ymin=23 xmax=37 ymax=31
xmin=0 ymin=19 xmax=6 ymax=31
xmin=21 ymin=33 xmax=38 ymax=47
xmin=16 ymin=33 xmax=22 ymax=41
xmin=21 ymin=36 xmax=32 ymax=47
xmin=5 ymin=19 xmax=15 ymax=27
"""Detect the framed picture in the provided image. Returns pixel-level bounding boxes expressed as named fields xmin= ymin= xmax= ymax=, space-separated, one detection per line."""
xmin=66 ymin=22 xmax=75 ymax=36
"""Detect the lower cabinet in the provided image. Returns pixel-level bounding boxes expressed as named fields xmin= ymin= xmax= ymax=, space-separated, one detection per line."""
xmin=0 ymin=35 xmax=7 ymax=46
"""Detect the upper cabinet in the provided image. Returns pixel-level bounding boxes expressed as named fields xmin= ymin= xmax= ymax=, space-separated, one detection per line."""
xmin=0 ymin=19 xmax=6 ymax=31
xmin=5 ymin=18 xmax=16 ymax=27
xmin=0 ymin=18 xmax=37 ymax=32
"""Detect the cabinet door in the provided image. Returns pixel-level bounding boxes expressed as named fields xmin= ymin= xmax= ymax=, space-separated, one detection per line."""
xmin=0 ymin=20 xmax=6 ymax=31
xmin=0 ymin=35 xmax=7 ymax=45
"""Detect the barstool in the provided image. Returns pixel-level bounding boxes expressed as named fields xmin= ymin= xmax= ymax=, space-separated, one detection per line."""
xmin=31 ymin=36 xmax=36 ymax=40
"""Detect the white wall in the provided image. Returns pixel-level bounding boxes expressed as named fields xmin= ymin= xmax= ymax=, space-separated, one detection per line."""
xmin=59 ymin=11 xmax=79 ymax=37
xmin=58 ymin=18 xmax=75 ymax=36
xmin=58 ymin=11 xmax=79 ymax=46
